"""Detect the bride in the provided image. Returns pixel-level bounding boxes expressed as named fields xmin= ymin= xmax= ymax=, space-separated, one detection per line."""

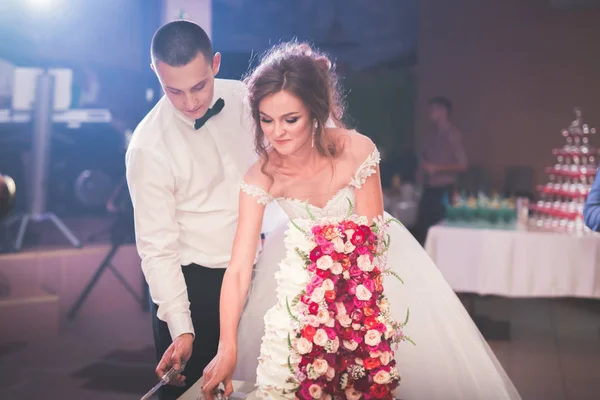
xmin=201 ymin=42 xmax=520 ymax=400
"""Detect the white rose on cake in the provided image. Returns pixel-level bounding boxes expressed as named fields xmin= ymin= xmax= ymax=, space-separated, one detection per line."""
xmin=322 ymin=279 xmax=334 ymax=291
xmin=313 ymin=329 xmax=328 ymax=347
xmin=317 ymin=308 xmax=330 ymax=324
xmin=316 ymin=255 xmax=333 ymax=270
xmin=331 ymin=262 xmax=343 ymax=275
xmin=357 ymin=254 xmax=374 ymax=272
xmin=369 ymin=350 xmax=382 ymax=359
xmin=332 ymin=237 xmax=345 ymax=253
xmin=310 ymin=287 xmax=325 ymax=303
xmin=380 ymin=351 xmax=393 ymax=365
xmin=344 ymin=241 xmax=356 ymax=253
xmin=343 ymin=340 xmax=359 ymax=351
xmin=338 ymin=314 xmax=352 ymax=328
xmin=365 ymin=329 xmax=382 ymax=347
xmin=373 ymin=370 xmax=392 ymax=385
xmin=312 ymin=359 xmax=329 ymax=376
xmin=296 ymin=337 xmax=313 ymax=355
xmin=356 ymin=284 xmax=372 ymax=301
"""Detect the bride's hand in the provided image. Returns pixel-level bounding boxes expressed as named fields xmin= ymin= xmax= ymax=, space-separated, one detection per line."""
xmin=201 ymin=345 xmax=237 ymax=399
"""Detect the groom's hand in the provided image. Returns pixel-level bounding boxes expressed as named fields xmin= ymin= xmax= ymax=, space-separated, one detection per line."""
xmin=156 ymin=333 xmax=194 ymax=387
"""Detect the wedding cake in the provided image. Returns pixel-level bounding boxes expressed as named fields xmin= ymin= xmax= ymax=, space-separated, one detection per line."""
xmin=255 ymin=216 xmax=407 ymax=400
xmin=255 ymin=219 xmax=312 ymax=399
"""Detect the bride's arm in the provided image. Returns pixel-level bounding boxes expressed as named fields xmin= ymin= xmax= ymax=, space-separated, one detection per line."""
xmin=355 ymin=163 xmax=385 ymax=222
xmin=219 ymin=189 xmax=265 ymax=347
xmin=350 ymin=135 xmax=385 ymax=222
xmin=202 ymin=170 xmax=270 ymax=399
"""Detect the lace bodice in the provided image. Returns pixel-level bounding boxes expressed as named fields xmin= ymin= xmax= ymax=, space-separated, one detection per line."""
xmin=241 ymin=148 xmax=380 ymax=220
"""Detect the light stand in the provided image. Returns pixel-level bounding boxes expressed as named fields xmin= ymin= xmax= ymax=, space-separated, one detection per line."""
xmin=12 ymin=72 xmax=81 ymax=251
xmin=67 ymin=181 xmax=146 ymax=319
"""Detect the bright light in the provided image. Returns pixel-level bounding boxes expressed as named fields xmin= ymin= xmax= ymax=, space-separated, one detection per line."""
xmin=26 ymin=0 xmax=53 ymax=8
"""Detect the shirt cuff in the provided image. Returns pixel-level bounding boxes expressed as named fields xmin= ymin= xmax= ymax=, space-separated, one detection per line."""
xmin=167 ymin=312 xmax=195 ymax=341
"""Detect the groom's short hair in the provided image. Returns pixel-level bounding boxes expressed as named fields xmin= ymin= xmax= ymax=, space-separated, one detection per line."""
xmin=151 ymin=20 xmax=213 ymax=67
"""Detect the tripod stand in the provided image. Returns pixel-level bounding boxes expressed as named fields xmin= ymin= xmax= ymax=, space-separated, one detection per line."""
xmin=67 ymin=210 xmax=148 ymax=319
xmin=12 ymin=72 xmax=81 ymax=251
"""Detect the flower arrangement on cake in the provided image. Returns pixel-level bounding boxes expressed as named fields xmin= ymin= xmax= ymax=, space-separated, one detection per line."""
xmin=282 ymin=205 xmax=412 ymax=400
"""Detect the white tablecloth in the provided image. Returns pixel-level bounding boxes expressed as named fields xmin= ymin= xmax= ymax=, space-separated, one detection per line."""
xmin=424 ymin=223 xmax=600 ymax=299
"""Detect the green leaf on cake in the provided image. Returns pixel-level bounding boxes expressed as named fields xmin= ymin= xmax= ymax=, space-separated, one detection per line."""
xmin=290 ymin=219 xmax=308 ymax=235
xmin=291 ymin=291 xmax=305 ymax=307
xmin=294 ymin=247 xmax=311 ymax=265
xmin=287 ymin=355 xmax=295 ymax=374
xmin=286 ymin=297 xmax=299 ymax=323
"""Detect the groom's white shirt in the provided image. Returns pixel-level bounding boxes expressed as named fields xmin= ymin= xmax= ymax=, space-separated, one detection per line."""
xmin=126 ymin=79 xmax=257 ymax=340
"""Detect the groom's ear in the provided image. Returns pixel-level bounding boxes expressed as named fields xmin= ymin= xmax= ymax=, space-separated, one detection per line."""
xmin=212 ymin=52 xmax=221 ymax=76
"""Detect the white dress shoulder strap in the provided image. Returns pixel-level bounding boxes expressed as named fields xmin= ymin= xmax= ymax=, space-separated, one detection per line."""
xmin=240 ymin=181 xmax=273 ymax=205
xmin=349 ymin=148 xmax=381 ymax=189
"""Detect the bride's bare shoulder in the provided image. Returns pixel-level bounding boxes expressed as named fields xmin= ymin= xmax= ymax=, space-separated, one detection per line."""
xmin=327 ymin=128 xmax=377 ymax=162
xmin=243 ymin=154 xmax=278 ymax=193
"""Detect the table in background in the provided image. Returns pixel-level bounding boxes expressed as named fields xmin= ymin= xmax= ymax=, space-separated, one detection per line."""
xmin=425 ymin=221 xmax=600 ymax=299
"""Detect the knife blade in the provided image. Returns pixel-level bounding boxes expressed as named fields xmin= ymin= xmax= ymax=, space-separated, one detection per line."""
xmin=140 ymin=361 xmax=187 ymax=400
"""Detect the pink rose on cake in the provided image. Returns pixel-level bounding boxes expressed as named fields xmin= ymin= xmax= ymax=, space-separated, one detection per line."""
xmin=345 ymin=388 xmax=362 ymax=400
xmin=308 ymin=384 xmax=322 ymax=399
xmin=312 ymin=359 xmax=329 ymax=376
xmin=343 ymin=340 xmax=359 ymax=351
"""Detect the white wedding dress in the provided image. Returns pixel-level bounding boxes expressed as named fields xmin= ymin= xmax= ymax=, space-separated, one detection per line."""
xmin=233 ymin=149 xmax=520 ymax=400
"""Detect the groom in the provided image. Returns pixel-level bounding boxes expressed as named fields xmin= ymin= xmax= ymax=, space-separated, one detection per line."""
xmin=126 ymin=20 xmax=257 ymax=399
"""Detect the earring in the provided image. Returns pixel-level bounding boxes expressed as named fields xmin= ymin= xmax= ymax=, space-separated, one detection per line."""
xmin=311 ymin=120 xmax=317 ymax=148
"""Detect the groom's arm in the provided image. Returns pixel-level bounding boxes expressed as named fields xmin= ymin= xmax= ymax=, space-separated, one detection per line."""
xmin=584 ymin=169 xmax=600 ymax=232
xmin=126 ymin=147 xmax=194 ymax=340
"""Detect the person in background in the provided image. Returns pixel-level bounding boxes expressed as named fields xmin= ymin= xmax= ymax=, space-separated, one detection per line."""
xmin=413 ymin=96 xmax=467 ymax=245
xmin=583 ymin=169 xmax=600 ymax=231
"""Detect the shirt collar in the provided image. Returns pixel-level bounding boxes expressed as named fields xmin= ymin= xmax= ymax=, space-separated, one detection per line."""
xmin=169 ymin=85 xmax=221 ymax=129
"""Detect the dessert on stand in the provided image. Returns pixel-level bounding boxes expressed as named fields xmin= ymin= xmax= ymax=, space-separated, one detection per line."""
xmin=529 ymin=108 xmax=598 ymax=234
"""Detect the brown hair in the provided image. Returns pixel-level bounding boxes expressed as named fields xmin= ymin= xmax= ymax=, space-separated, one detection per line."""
xmin=151 ymin=20 xmax=213 ymax=67
xmin=244 ymin=42 xmax=345 ymax=177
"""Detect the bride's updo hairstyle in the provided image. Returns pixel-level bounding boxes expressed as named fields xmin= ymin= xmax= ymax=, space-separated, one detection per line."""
xmin=244 ymin=42 xmax=345 ymax=172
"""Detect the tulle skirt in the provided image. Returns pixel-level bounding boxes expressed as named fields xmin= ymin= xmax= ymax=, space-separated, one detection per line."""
xmin=234 ymin=215 xmax=521 ymax=400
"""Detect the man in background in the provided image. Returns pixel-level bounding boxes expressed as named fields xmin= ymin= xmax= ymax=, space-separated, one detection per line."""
xmin=413 ymin=96 xmax=468 ymax=245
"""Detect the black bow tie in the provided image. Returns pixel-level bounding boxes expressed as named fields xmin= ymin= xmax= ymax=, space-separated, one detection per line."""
xmin=194 ymin=98 xmax=225 ymax=130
